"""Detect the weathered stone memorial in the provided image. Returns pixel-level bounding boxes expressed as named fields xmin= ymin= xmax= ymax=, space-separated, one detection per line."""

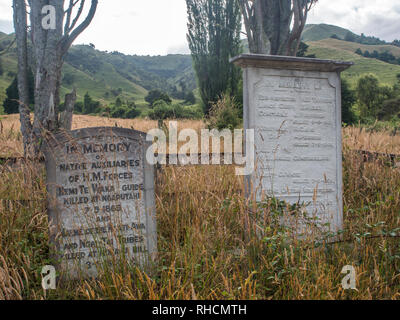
xmin=231 ymin=54 xmax=353 ymax=233
xmin=44 ymin=127 xmax=156 ymax=279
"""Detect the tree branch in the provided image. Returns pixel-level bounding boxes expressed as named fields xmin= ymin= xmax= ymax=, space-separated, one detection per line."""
xmin=60 ymin=0 xmax=97 ymax=55
xmin=65 ymin=0 xmax=85 ymax=35
xmin=64 ymin=0 xmax=74 ymax=34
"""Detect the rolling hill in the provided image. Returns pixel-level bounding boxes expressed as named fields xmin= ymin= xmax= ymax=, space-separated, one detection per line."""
xmin=0 ymin=31 xmax=196 ymax=111
xmin=306 ymin=38 xmax=400 ymax=86
xmin=302 ymin=24 xmax=357 ymax=42
xmin=1 ymin=23 xmax=400 ymax=113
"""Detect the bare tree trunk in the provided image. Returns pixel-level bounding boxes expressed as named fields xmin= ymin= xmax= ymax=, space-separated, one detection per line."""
xmin=13 ymin=0 xmax=33 ymax=157
xmin=254 ymin=0 xmax=269 ymax=54
xmin=29 ymin=0 xmax=65 ymax=134
xmin=59 ymin=88 xmax=77 ymax=131
xmin=13 ymin=0 xmax=98 ymax=158
xmin=239 ymin=0 xmax=317 ymax=56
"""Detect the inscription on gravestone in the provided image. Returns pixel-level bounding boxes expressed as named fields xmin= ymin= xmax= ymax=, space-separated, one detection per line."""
xmin=232 ymin=54 xmax=353 ymax=232
xmin=44 ymin=127 xmax=156 ymax=279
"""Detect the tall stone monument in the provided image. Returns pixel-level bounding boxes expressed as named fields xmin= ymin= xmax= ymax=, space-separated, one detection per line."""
xmin=231 ymin=54 xmax=353 ymax=233
xmin=44 ymin=127 xmax=157 ymax=279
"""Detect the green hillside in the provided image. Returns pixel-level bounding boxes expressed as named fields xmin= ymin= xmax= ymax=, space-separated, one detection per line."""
xmin=301 ymin=24 xmax=400 ymax=86
xmin=0 ymin=34 xmax=196 ymax=111
xmin=302 ymin=24 xmax=356 ymax=42
xmin=2 ymin=23 xmax=400 ymax=112
xmin=306 ymin=38 xmax=400 ymax=86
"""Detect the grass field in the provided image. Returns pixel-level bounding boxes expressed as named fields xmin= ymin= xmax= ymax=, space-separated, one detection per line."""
xmin=0 ymin=116 xmax=399 ymax=300
xmin=302 ymin=24 xmax=356 ymax=42
xmin=307 ymin=39 xmax=400 ymax=86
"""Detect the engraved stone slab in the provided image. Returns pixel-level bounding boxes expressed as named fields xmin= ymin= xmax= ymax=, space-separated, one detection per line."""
xmin=232 ymin=54 xmax=353 ymax=233
xmin=44 ymin=127 xmax=156 ymax=279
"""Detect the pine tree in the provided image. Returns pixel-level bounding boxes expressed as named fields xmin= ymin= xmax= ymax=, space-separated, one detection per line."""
xmin=83 ymin=92 xmax=100 ymax=114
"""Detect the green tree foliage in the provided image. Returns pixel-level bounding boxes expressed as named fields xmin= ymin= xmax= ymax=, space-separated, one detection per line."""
xmin=341 ymin=79 xmax=357 ymax=125
xmin=296 ymin=42 xmax=316 ymax=58
xmin=3 ymin=72 xmax=34 ymax=114
xmin=345 ymin=31 xmax=386 ymax=45
xmin=355 ymin=48 xmax=400 ymax=65
xmin=186 ymin=0 xmax=242 ymax=115
xmin=356 ymin=74 xmax=396 ymax=120
xmin=0 ymin=57 xmax=3 ymax=76
xmin=378 ymin=98 xmax=400 ymax=121
xmin=344 ymin=32 xmax=356 ymax=42
xmin=145 ymin=89 xmax=172 ymax=106
xmin=170 ymin=81 xmax=196 ymax=102
xmin=74 ymin=101 xmax=84 ymax=114
xmin=184 ymin=91 xmax=196 ymax=105
xmin=147 ymin=100 xmax=203 ymax=120
xmin=110 ymin=107 xmax=127 ymax=119
xmin=83 ymin=92 xmax=100 ymax=114
xmin=115 ymin=97 xmax=122 ymax=107
xmin=108 ymin=99 xmax=140 ymax=119
xmin=358 ymin=33 xmax=386 ymax=45
xmin=207 ymin=94 xmax=240 ymax=130
xmin=62 ymin=73 xmax=75 ymax=85
xmin=356 ymin=74 xmax=381 ymax=118
xmin=3 ymin=78 xmax=19 ymax=114
xmin=148 ymin=100 xmax=175 ymax=120
xmin=124 ymin=107 xmax=141 ymax=119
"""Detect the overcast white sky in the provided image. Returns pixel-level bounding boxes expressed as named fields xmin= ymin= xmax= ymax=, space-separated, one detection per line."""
xmin=0 ymin=0 xmax=399 ymax=56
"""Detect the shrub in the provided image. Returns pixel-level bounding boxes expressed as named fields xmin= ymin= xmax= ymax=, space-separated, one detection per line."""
xmin=3 ymin=78 xmax=19 ymax=114
xmin=145 ymin=90 xmax=172 ymax=106
xmin=378 ymin=98 xmax=400 ymax=121
xmin=147 ymin=100 xmax=203 ymax=120
xmin=341 ymin=79 xmax=358 ymax=125
xmin=207 ymin=94 xmax=241 ymax=130
xmin=3 ymin=72 xmax=35 ymax=114
xmin=74 ymin=101 xmax=84 ymax=114
xmin=124 ymin=108 xmax=140 ymax=119
xmin=110 ymin=106 xmax=127 ymax=119
xmin=62 ymin=73 xmax=75 ymax=85
xmin=184 ymin=91 xmax=196 ymax=105
xmin=356 ymin=74 xmax=395 ymax=120
xmin=179 ymin=105 xmax=203 ymax=119
xmin=148 ymin=100 xmax=174 ymax=120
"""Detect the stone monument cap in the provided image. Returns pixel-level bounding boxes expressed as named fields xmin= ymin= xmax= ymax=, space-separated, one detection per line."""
xmin=230 ymin=54 xmax=354 ymax=73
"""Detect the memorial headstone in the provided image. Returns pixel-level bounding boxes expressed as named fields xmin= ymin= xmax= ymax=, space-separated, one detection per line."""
xmin=231 ymin=54 xmax=353 ymax=233
xmin=44 ymin=127 xmax=156 ymax=279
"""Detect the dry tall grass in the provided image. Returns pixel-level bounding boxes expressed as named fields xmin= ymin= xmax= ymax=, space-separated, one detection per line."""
xmin=0 ymin=114 xmax=206 ymax=157
xmin=344 ymin=126 xmax=400 ymax=154
xmin=0 ymin=117 xmax=399 ymax=299
xmin=2 ymin=115 xmax=400 ymax=157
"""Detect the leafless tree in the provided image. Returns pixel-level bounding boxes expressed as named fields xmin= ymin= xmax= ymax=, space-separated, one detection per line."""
xmin=12 ymin=0 xmax=98 ymax=157
xmin=238 ymin=0 xmax=317 ymax=55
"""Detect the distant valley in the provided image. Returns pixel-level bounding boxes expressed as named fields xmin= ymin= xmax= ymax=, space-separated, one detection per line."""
xmin=1 ymin=23 xmax=400 ymax=111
